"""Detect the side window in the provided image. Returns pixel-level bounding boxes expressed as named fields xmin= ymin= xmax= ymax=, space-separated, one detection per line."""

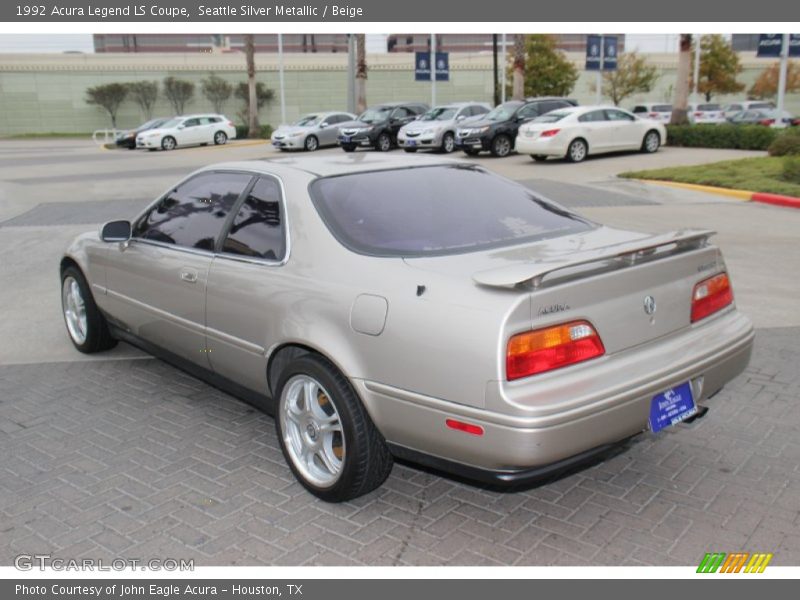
xmin=578 ymin=110 xmax=607 ymax=123
xmin=605 ymin=109 xmax=635 ymax=122
xmin=517 ymin=104 xmax=540 ymax=120
xmin=221 ymin=177 xmax=286 ymax=261
xmin=183 ymin=118 xmax=200 ymax=128
xmin=392 ymin=107 xmax=412 ymax=119
xmin=473 ymin=105 xmax=489 ymax=116
xmin=134 ymin=172 xmax=252 ymax=250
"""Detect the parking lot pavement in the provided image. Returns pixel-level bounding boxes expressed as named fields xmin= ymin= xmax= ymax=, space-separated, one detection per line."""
xmin=1 ymin=329 xmax=799 ymax=566
xmin=1 ymin=138 xmax=799 ymax=566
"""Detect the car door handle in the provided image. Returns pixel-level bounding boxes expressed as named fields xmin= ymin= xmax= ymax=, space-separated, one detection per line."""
xmin=180 ymin=268 xmax=198 ymax=283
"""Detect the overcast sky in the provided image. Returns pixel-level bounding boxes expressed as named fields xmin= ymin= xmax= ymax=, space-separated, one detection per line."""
xmin=0 ymin=33 xmax=684 ymax=54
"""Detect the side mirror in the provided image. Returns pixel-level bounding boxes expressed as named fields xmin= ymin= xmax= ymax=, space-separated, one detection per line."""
xmin=456 ymin=115 xmax=466 ymax=121
xmin=101 ymin=220 xmax=131 ymax=243
xmin=319 ymin=122 xmax=329 ymax=128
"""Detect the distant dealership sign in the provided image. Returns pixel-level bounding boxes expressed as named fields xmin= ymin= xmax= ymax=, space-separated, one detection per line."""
xmin=415 ymin=52 xmax=449 ymax=81
xmin=756 ymin=34 xmax=800 ymax=57
xmin=585 ymin=35 xmax=618 ymax=71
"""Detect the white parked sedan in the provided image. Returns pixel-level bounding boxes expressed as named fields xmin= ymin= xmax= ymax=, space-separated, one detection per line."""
xmin=137 ymin=114 xmax=237 ymax=151
xmin=515 ymin=106 xmax=667 ymax=163
xmin=688 ymin=103 xmax=726 ymax=124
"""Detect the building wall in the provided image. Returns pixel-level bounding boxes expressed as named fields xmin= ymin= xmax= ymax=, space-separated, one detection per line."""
xmin=0 ymin=51 xmax=796 ymax=136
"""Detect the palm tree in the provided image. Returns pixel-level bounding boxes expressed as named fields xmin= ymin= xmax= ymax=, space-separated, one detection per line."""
xmin=512 ymin=35 xmax=526 ymax=101
xmin=355 ymin=34 xmax=367 ymax=113
xmin=671 ymin=34 xmax=692 ymax=125
xmin=245 ymin=34 xmax=259 ymax=137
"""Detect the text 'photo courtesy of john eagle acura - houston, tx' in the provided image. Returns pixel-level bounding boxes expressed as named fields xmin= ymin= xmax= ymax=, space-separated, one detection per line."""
xmin=60 ymin=153 xmax=753 ymax=502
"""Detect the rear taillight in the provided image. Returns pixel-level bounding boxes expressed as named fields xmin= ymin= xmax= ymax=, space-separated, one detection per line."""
xmin=506 ymin=320 xmax=605 ymax=380
xmin=759 ymin=119 xmax=775 ymax=126
xmin=649 ymin=112 xmax=658 ymax=118
xmin=694 ymin=112 xmax=703 ymax=117
xmin=227 ymin=120 xmax=235 ymax=127
xmin=540 ymin=129 xmax=560 ymax=138
xmin=691 ymin=273 xmax=733 ymax=323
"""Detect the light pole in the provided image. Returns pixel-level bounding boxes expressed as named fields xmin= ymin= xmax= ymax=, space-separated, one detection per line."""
xmin=277 ymin=33 xmax=286 ymax=125
xmin=595 ymin=35 xmax=604 ymax=104
xmin=775 ymin=33 xmax=790 ymax=128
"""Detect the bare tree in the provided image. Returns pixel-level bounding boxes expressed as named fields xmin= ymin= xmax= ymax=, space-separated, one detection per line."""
xmin=355 ymin=34 xmax=367 ymax=113
xmin=163 ymin=77 xmax=194 ymax=115
xmin=671 ymin=34 xmax=692 ymax=125
xmin=85 ymin=83 xmax=128 ymax=128
xmin=245 ymin=34 xmax=259 ymax=138
xmin=126 ymin=81 xmax=158 ymax=119
xmin=512 ymin=34 xmax=525 ymax=101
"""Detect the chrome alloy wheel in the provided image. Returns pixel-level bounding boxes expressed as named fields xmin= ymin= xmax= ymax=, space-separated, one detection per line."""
xmin=644 ymin=131 xmax=660 ymax=152
xmin=62 ymin=276 xmax=87 ymax=345
xmin=279 ymin=375 xmax=345 ymax=488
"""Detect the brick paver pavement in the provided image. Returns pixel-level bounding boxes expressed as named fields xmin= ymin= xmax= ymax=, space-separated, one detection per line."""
xmin=1 ymin=328 xmax=798 ymax=566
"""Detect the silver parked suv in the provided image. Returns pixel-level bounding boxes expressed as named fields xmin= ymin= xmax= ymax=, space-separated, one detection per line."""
xmin=398 ymin=102 xmax=491 ymax=153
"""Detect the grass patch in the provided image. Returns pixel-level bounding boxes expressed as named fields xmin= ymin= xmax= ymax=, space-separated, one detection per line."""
xmin=620 ymin=156 xmax=800 ymax=198
xmin=3 ymin=132 xmax=94 ymax=139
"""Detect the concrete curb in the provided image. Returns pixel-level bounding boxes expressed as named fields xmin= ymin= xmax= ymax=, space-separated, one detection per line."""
xmin=637 ymin=178 xmax=800 ymax=209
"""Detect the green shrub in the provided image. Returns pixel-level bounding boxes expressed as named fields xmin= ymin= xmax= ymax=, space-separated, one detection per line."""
xmin=768 ymin=131 xmax=800 ymax=156
xmin=782 ymin=156 xmax=800 ymax=184
xmin=235 ymin=124 xmax=273 ymax=139
xmin=666 ymin=124 xmax=778 ymax=151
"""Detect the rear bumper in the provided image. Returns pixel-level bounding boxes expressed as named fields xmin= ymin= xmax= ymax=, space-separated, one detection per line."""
xmin=515 ymin=135 xmax=569 ymax=156
xmin=355 ymin=309 xmax=754 ymax=475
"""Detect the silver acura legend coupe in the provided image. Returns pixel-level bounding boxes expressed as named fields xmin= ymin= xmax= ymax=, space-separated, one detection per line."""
xmin=60 ymin=155 xmax=754 ymax=501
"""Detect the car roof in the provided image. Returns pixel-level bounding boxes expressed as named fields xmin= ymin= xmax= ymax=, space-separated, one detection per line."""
xmin=199 ymin=154 xmax=464 ymax=180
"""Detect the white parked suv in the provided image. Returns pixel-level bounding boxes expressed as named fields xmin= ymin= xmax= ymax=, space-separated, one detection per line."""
xmin=688 ymin=103 xmax=726 ymax=124
xmin=137 ymin=114 xmax=237 ymax=151
xmin=631 ymin=103 xmax=673 ymax=123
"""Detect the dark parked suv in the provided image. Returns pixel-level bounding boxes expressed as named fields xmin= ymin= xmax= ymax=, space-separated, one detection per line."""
xmin=456 ymin=97 xmax=577 ymax=157
xmin=337 ymin=102 xmax=429 ymax=152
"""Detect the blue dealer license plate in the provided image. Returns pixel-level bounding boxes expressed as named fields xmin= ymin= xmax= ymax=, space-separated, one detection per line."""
xmin=649 ymin=382 xmax=697 ymax=433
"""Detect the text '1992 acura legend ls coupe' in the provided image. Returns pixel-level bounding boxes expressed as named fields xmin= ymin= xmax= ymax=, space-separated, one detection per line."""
xmin=60 ymin=155 xmax=754 ymax=501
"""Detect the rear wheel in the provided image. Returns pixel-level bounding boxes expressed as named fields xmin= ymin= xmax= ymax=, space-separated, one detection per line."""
xmin=304 ymin=135 xmax=319 ymax=152
xmin=490 ymin=134 xmax=512 ymax=157
xmin=441 ymin=132 xmax=456 ymax=153
xmin=61 ymin=266 xmax=117 ymax=354
xmin=161 ymin=136 xmax=176 ymax=151
xmin=275 ymin=354 xmax=393 ymax=502
xmin=566 ymin=138 xmax=588 ymax=162
xmin=375 ymin=133 xmax=392 ymax=152
xmin=641 ymin=130 xmax=661 ymax=153
xmin=213 ymin=131 xmax=228 ymax=145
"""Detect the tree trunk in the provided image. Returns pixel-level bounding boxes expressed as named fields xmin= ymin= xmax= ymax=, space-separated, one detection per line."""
xmin=245 ymin=34 xmax=259 ymax=138
xmin=512 ymin=34 xmax=525 ymax=101
xmin=671 ymin=34 xmax=692 ymax=125
xmin=355 ymin=34 xmax=367 ymax=114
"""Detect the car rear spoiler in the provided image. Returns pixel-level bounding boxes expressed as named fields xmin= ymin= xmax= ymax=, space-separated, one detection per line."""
xmin=472 ymin=229 xmax=716 ymax=289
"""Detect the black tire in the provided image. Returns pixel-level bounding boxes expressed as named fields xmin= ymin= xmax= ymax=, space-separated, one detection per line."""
xmin=463 ymin=147 xmax=480 ymax=156
xmin=531 ymin=155 xmax=548 ymax=162
xmin=375 ymin=133 xmax=392 ymax=152
xmin=213 ymin=131 xmax=228 ymax=145
xmin=490 ymin=134 xmax=512 ymax=157
xmin=403 ymin=147 xmax=418 ymax=153
xmin=304 ymin=135 xmax=319 ymax=152
xmin=161 ymin=136 xmax=177 ymax=151
xmin=60 ymin=265 xmax=117 ymax=354
xmin=641 ymin=130 xmax=661 ymax=153
xmin=440 ymin=132 xmax=456 ymax=153
xmin=341 ymin=144 xmax=356 ymax=153
xmin=566 ymin=138 xmax=588 ymax=163
xmin=275 ymin=354 xmax=393 ymax=502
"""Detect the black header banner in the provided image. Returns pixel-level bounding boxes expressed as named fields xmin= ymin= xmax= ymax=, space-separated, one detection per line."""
xmin=2 ymin=0 xmax=799 ymax=22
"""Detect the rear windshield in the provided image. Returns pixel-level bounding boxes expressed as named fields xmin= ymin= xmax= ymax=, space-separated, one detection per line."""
xmin=653 ymin=105 xmax=672 ymax=112
xmin=533 ymin=111 xmax=570 ymax=123
xmin=697 ymin=104 xmax=721 ymax=111
xmin=309 ymin=165 xmax=593 ymax=257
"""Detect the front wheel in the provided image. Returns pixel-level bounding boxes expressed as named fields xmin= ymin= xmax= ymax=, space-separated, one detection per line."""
xmin=490 ymin=134 xmax=512 ymax=157
xmin=641 ymin=130 xmax=661 ymax=153
xmin=304 ymin=135 xmax=319 ymax=152
xmin=566 ymin=138 xmax=588 ymax=163
xmin=440 ymin=132 xmax=456 ymax=153
xmin=61 ymin=266 xmax=117 ymax=354
xmin=275 ymin=355 xmax=393 ymax=502
xmin=375 ymin=133 xmax=392 ymax=152
xmin=213 ymin=131 xmax=228 ymax=145
xmin=161 ymin=136 xmax=177 ymax=151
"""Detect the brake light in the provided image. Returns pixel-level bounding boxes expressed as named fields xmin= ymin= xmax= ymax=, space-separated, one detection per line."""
xmin=691 ymin=273 xmax=733 ymax=322
xmin=649 ymin=112 xmax=658 ymax=118
xmin=227 ymin=120 xmax=235 ymax=127
xmin=759 ymin=119 xmax=775 ymax=126
xmin=506 ymin=320 xmax=605 ymax=380
xmin=540 ymin=129 xmax=560 ymax=138
xmin=694 ymin=112 xmax=703 ymax=117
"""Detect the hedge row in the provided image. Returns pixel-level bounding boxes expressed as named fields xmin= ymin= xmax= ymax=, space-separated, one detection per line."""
xmin=234 ymin=124 xmax=274 ymax=140
xmin=666 ymin=124 xmax=779 ymax=151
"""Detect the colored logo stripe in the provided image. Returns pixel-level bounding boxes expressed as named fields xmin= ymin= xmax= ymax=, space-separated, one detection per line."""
xmin=697 ymin=552 xmax=773 ymax=573
xmin=697 ymin=552 xmax=726 ymax=573
xmin=745 ymin=553 xmax=773 ymax=573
